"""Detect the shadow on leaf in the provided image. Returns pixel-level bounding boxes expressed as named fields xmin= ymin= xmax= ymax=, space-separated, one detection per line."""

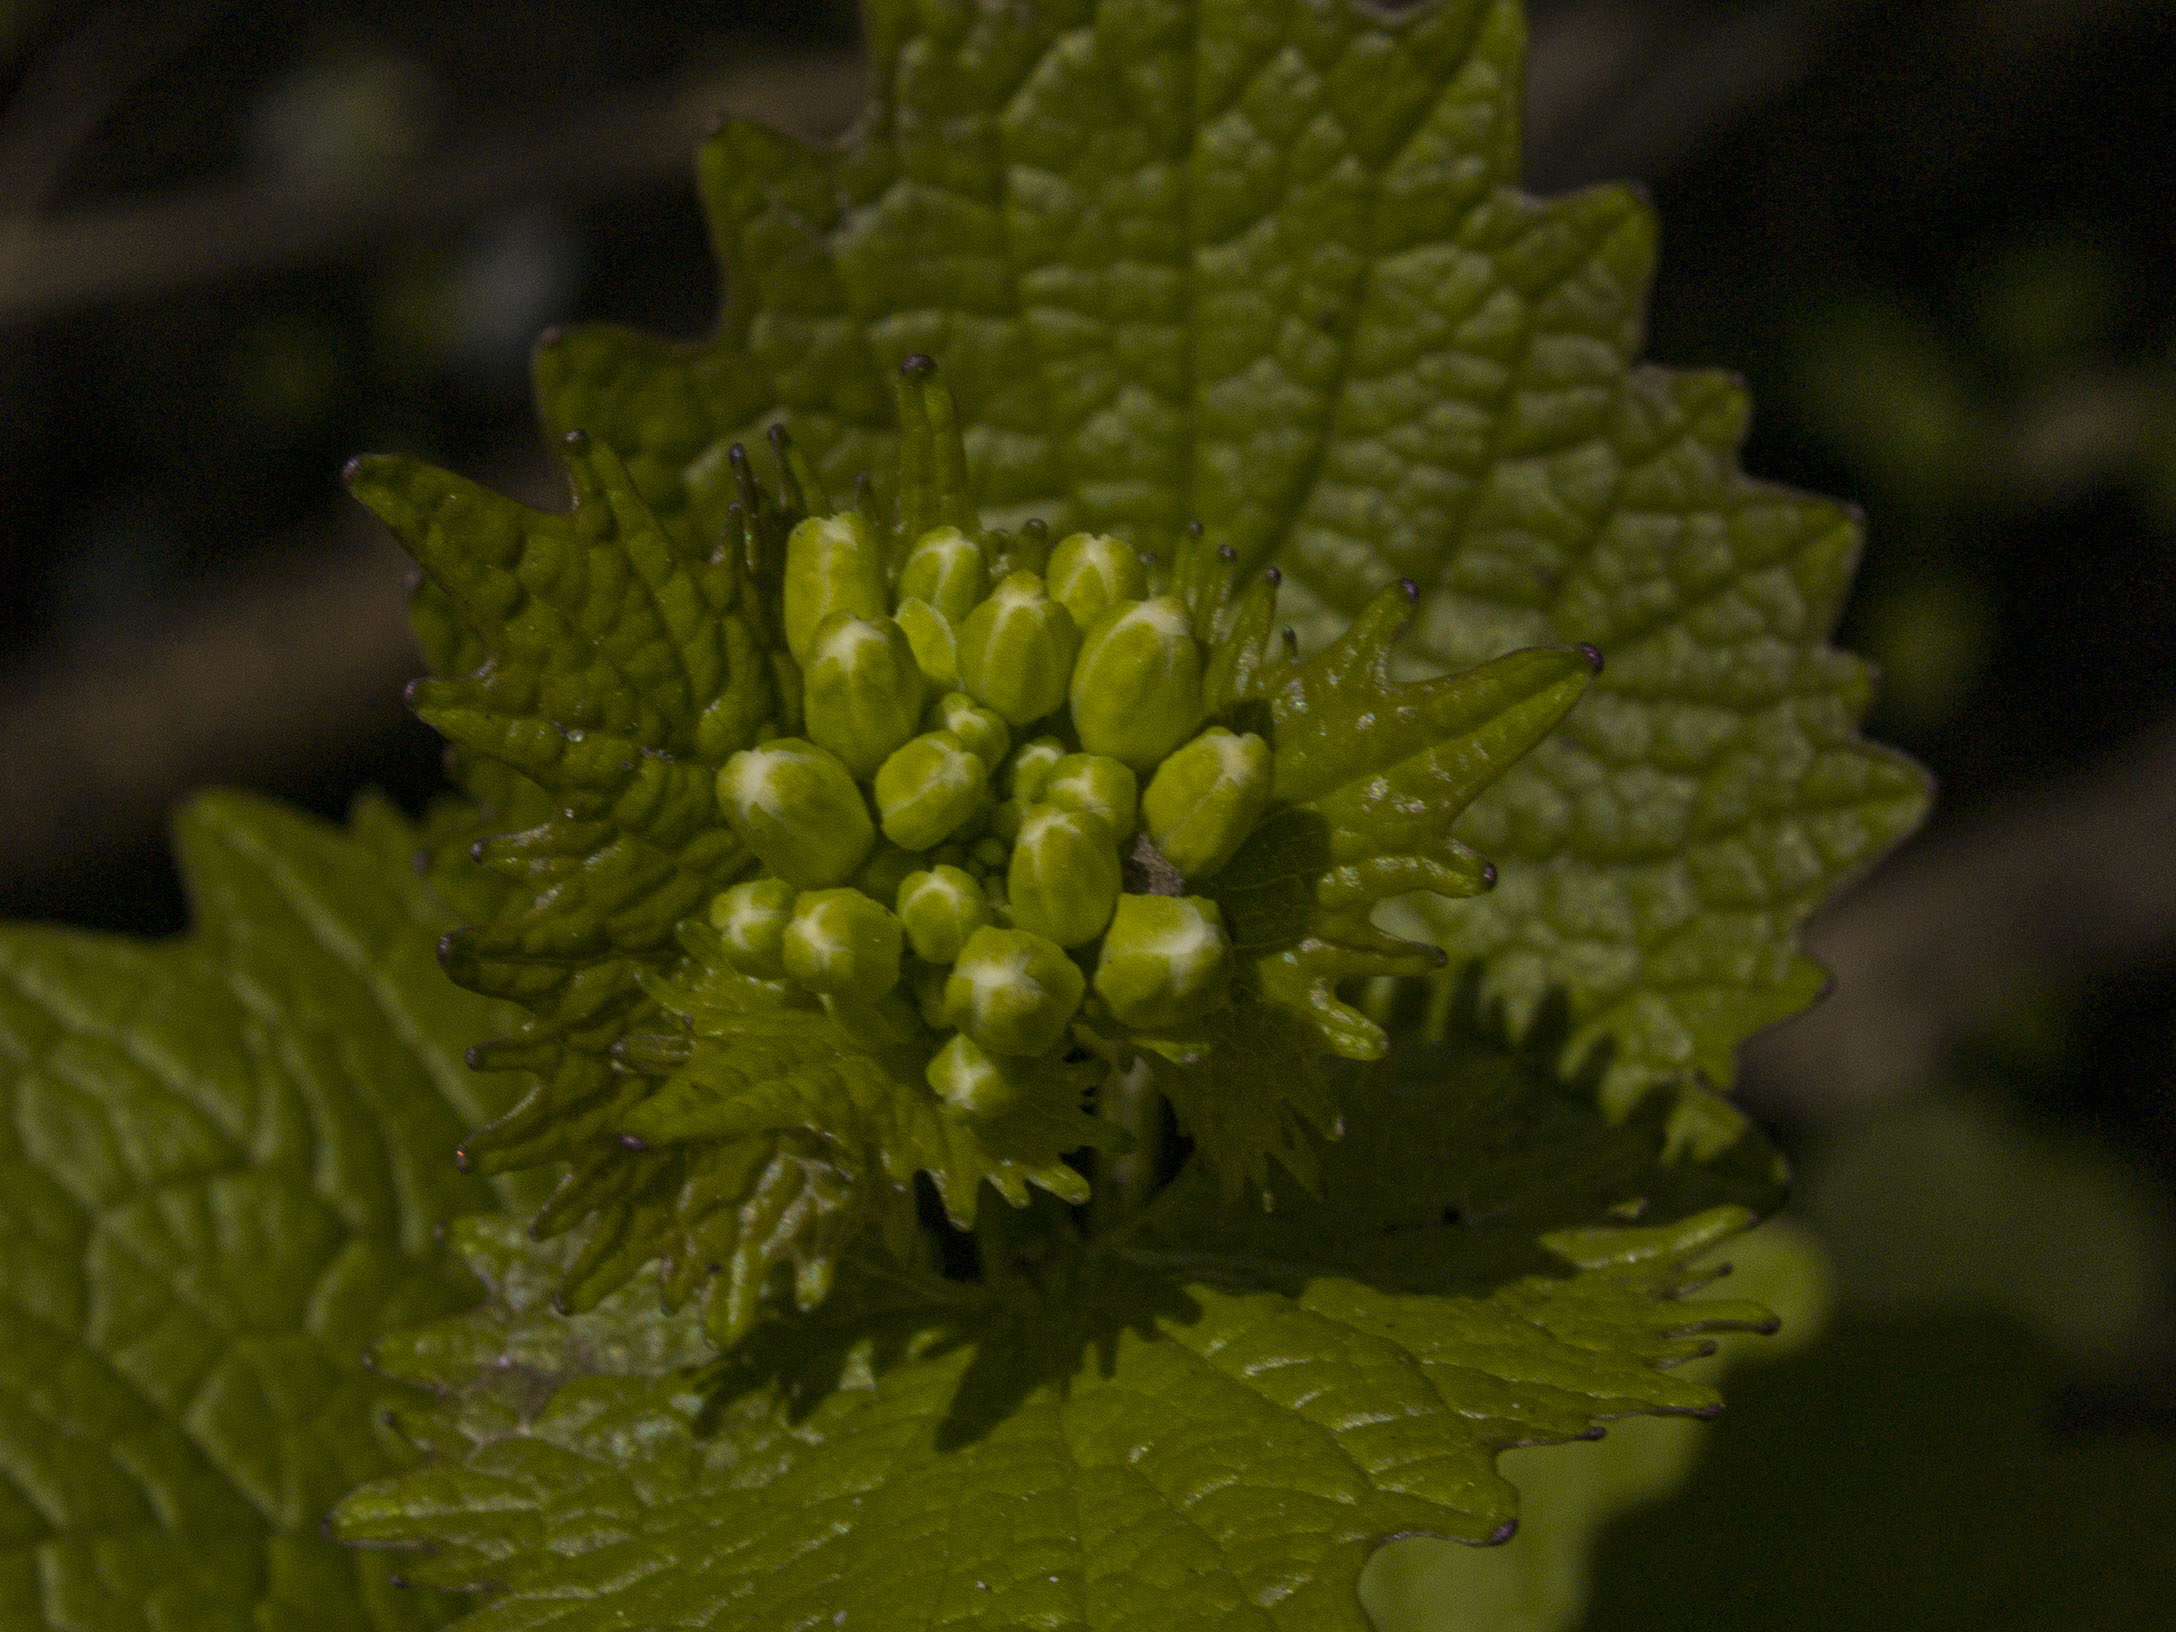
xmin=688 ymin=985 xmax=1785 ymax=1453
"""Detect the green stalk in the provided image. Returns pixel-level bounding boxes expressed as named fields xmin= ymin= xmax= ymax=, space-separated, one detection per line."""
xmin=1091 ymin=1054 xmax=1162 ymax=1234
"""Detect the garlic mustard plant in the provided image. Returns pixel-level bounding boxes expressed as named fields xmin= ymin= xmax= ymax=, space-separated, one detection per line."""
xmin=0 ymin=3 xmax=1929 ymax=1628
xmin=351 ymin=360 xmax=1602 ymax=1346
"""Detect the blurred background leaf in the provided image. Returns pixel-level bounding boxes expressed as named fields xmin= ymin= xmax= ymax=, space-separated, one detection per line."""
xmin=1581 ymin=1310 xmax=2176 ymax=1630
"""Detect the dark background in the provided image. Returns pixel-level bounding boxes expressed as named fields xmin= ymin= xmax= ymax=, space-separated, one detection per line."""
xmin=1 ymin=1 xmax=2171 ymax=1624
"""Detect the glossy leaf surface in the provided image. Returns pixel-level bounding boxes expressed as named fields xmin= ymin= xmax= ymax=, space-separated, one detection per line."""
xmin=0 ymin=796 xmax=520 ymax=1632
xmin=529 ymin=0 xmax=1927 ymax=1112
xmin=335 ymin=1037 xmax=1785 ymax=1631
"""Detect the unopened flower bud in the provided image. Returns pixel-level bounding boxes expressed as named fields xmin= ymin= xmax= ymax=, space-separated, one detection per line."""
xmin=717 ymin=739 xmax=874 ymax=887
xmin=1069 ymin=597 xmax=1205 ymax=770
xmin=873 ymin=730 xmax=989 ymax=850
xmin=803 ymin=612 xmax=924 ymax=778
xmin=782 ymin=512 xmax=887 ymax=664
xmin=956 ymin=571 xmax=1079 ymax=727
xmin=708 ymin=877 xmax=796 ymax=979
xmin=893 ymin=599 xmax=959 ymax=689
xmin=925 ymin=691 xmax=1010 ymax=771
xmin=1007 ymin=804 xmax=1121 ymax=948
xmin=996 ymin=737 xmax=1058 ymax=804
xmin=1093 ymin=895 xmax=1232 ymax=1032
xmin=1043 ymin=753 xmax=1137 ymax=837
xmin=1045 ymin=531 xmax=1146 ymax=629
xmin=1141 ymin=727 xmax=1272 ymax=881
xmin=895 ymin=864 xmax=990 ymax=964
xmin=782 ymin=889 xmax=904 ymax=1005
xmin=944 ymin=926 xmax=1086 ymax=1056
xmin=925 ymin=1031 xmax=1024 ymax=1120
xmin=896 ymin=525 xmax=989 ymax=624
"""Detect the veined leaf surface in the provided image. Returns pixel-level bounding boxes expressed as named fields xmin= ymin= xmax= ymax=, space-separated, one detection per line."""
xmin=527 ymin=0 xmax=1927 ymax=1111
xmin=335 ymin=1037 xmax=1785 ymax=1631
xmin=0 ymin=796 xmax=521 ymax=1632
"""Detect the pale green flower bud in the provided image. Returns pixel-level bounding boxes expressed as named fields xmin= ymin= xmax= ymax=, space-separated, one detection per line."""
xmin=925 ymin=691 xmax=1010 ymax=771
xmin=782 ymin=512 xmax=886 ymax=664
xmin=1043 ymin=753 xmax=1138 ymax=837
xmin=782 ymin=888 xmax=904 ymax=1005
xmin=893 ymin=598 xmax=959 ymax=690
xmin=708 ymin=877 xmax=797 ymax=979
xmin=1007 ymin=804 xmax=1121 ymax=948
xmin=943 ymin=926 xmax=1085 ymax=1056
xmin=925 ymin=1031 xmax=1023 ymax=1120
xmin=895 ymin=864 xmax=990 ymax=964
xmin=956 ymin=571 xmax=1079 ymax=728
xmin=873 ymin=730 xmax=989 ymax=851
xmin=1093 ymin=894 xmax=1232 ymax=1032
xmin=896 ymin=525 xmax=989 ymax=624
xmin=1069 ymin=597 xmax=1205 ymax=770
xmin=802 ymin=612 xmax=924 ymax=778
xmin=1004 ymin=735 xmax=1067 ymax=802
xmin=1141 ymin=727 xmax=1273 ymax=881
xmin=1045 ymin=531 xmax=1146 ymax=629
xmin=717 ymin=739 xmax=874 ymax=888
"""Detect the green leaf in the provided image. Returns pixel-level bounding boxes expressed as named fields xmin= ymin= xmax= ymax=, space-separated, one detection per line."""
xmin=1097 ymin=539 xmax=1604 ymax=1197
xmin=573 ymin=945 xmax=1116 ymax=1345
xmin=347 ymin=435 xmax=781 ymax=1178
xmin=524 ymin=0 xmax=1925 ymax=1117
xmin=1357 ymin=1217 xmax=1833 ymax=1632
xmin=372 ymin=365 xmax=1609 ymax=1331
xmin=0 ymin=793 xmax=524 ymax=1632
xmin=333 ymin=1033 xmax=1784 ymax=1631
xmin=1212 ymin=600 xmax=1602 ymax=1069
xmin=349 ymin=434 xmax=867 ymax=1343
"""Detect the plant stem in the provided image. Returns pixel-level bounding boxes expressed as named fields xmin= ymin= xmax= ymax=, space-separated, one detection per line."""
xmin=1091 ymin=1055 xmax=1161 ymax=1234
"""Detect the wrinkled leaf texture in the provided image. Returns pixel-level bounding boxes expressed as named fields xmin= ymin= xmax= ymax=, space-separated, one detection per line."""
xmin=0 ymin=796 xmax=523 ymax=1632
xmin=530 ymin=0 xmax=1927 ymax=1115
xmin=0 ymin=0 xmax=1934 ymax=1627
xmin=335 ymin=1039 xmax=1787 ymax=1631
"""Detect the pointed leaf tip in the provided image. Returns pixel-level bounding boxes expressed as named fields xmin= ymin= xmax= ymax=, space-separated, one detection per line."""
xmin=335 ymin=1054 xmax=1782 ymax=1625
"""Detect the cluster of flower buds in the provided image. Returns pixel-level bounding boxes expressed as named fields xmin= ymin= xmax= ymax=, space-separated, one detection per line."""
xmin=712 ymin=509 xmax=1274 ymax=1121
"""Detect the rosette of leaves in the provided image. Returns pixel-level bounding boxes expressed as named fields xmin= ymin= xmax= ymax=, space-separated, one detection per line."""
xmin=358 ymin=0 xmax=1924 ymax=1359
xmin=358 ymin=356 xmax=1602 ymax=1346
xmin=575 ymin=0 xmax=1926 ymax=1130
xmin=4 ymin=0 xmax=1928 ymax=1627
